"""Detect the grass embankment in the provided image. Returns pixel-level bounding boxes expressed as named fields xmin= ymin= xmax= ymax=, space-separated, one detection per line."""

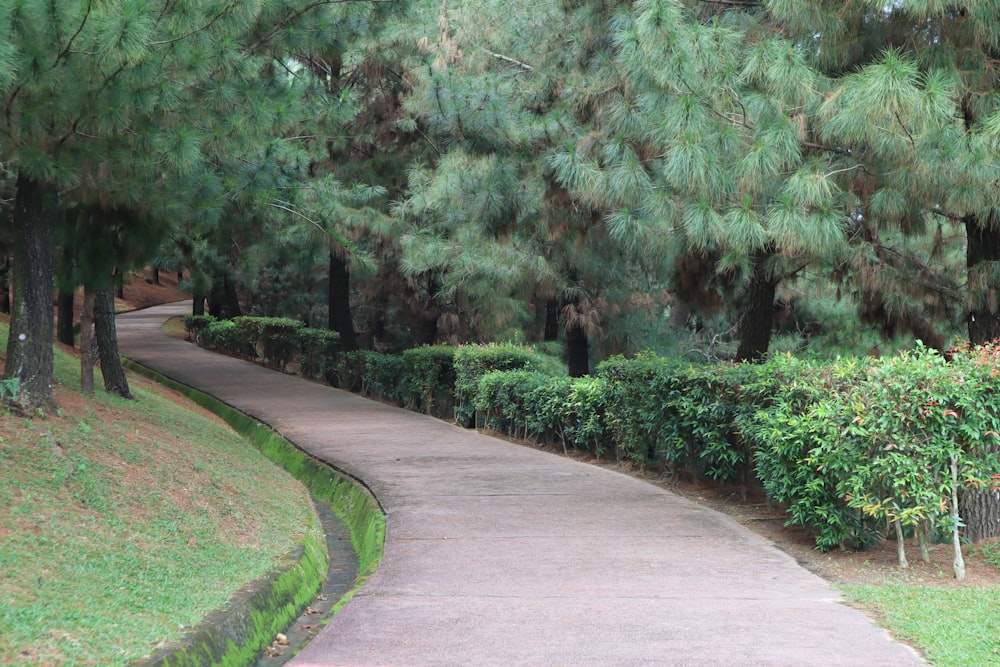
xmin=124 ymin=359 xmax=386 ymax=619
xmin=0 ymin=322 xmax=320 ymax=666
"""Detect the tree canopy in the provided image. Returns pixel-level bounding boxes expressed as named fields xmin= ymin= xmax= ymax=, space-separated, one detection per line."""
xmin=3 ymin=0 xmax=1000 ymax=409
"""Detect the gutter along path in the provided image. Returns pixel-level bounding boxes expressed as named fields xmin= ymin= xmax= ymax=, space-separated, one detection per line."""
xmin=118 ymin=303 xmax=924 ymax=667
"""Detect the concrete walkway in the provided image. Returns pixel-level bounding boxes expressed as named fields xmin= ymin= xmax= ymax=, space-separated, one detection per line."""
xmin=117 ymin=303 xmax=925 ymax=667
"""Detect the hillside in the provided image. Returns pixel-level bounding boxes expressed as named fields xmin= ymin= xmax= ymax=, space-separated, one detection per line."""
xmin=0 ymin=277 xmax=320 ymax=666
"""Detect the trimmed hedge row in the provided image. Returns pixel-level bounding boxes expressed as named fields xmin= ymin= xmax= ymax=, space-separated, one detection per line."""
xmin=332 ymin=342 xmax=1000 ymax=558
xmin=186 ymin=313 xmax=1000 ymax=555
xmin=187 ymin=315 xmax=339 ymax=375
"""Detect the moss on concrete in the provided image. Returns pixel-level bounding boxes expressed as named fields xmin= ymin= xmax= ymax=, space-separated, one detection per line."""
xmin=124 ymin=360 xmax=386 ymax=666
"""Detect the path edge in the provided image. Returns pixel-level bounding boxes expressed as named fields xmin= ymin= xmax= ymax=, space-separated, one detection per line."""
xmin=124 ymin=359 xmax=386 ymax=667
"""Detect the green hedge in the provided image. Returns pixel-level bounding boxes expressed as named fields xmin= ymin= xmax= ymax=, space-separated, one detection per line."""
xmin=742 ymin=347 xmax=1000 ymax=552
xmin=298 ymin=328 xmax=340 ymax=379
xmin=183 ymin=315 xmax=216 ymax=342
xmin=363 ymin=352 xmax=407 ymax=405
xmin=454 ymin=343 xmax=553 ymax=427
xmin=402 ymin=346 xmax=456 ymax=418
xmin=259 ymin=318 xmax=304 ymax=368
xmin=185 ymin=310 xmax=1000 ymax=555
xmin=738 ymin=356 xmax=878 ymax=550
xmin=201 ymin=320 xmax=249 ymax=357
xmin=597 ymin=354 xmax=751 ymax=480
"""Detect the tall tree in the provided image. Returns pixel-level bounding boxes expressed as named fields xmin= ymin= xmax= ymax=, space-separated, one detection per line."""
xmin=712 ymin=0 xmax=1000 ymax=537
xmin=544 ymin=0 xmax=853 ymax=361
xmin=395 ymin=0 xmax=656 ymax=372
xmin=0 ymin=0 xmax=367 ymax=411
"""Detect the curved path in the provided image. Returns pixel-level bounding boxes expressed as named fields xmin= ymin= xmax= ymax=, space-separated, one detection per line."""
xmin=118 ymin=303 xmax=924 ymax=667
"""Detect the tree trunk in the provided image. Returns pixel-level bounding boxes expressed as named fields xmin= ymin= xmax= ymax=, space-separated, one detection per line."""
xmin=94 ymin=287 xmax=132 ymax=399
xmin=966 ymin=212 xmax=1000 ymax=345
xmin=80 ymin=289 xmax=96 ymax=394
xmin=952 ymin=455 xmax=967 ymax=580
xmin=192 ymin=294 xmax=205 ymax=316
xmin=223 ymin=275 xmax=242 ymax=318
xmin=208 ymin=284 xmax=223 ymax=318
xmin=962 ymin=213 xmax=1000 ymax=541
xmin=4 ymin=173 xmax=57 ymax=412
xmin=328 ymin=250 xmax=358 ymax=352
xmin=0 ymin=252 xmax=11 ymax=314
xmin=56 ymin=289 xmax=76 ymax=347
xmin=566 ymin=319 xmax=590 ymax=377
xmin=960 ymin=487 xmax=1000 ymax=544
xmin=544 ymin=298 xmax=560 ymax=342
xmin=151 ymin=266 xmax=160 ymax=285
xmin=735 ymin=252 xmax=778 ymax=363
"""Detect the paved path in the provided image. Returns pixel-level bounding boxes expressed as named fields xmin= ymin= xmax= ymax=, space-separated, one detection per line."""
xmin=118 ymin=303 xmax=925 ymax=667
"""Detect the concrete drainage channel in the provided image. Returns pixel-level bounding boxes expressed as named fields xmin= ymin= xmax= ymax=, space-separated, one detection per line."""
xmin=125 ymin=360 xmax=385 ymax=667
xmin=254 ymin=501 xmax=358 ymax=666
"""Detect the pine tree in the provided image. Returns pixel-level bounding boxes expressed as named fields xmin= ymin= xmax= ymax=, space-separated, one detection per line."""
xmin=0 ymin=0 xmax=364 ymax=411
xmin=719 ymin=0 xmax=1000 ymax=538
xmin=543 ymin=0 xmax=852 ymax=361
xmin=395 ymin=0 xmax=654 ymax=373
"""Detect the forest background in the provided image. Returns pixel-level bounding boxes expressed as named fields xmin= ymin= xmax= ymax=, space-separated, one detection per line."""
xmin=4 ymin=0 xmax=1000 ymax=552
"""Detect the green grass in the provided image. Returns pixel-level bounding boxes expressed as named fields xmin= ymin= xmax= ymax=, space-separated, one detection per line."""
xmin=0 ymin=321 xmax=318 ymax=666
xmin=125 ymin=360 xmax=386 ymax=623
xmin=842 ymin=585 xmax=1000 ymax=665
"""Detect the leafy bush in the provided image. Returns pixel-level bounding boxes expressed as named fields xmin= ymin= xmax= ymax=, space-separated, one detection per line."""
xmin=596 ymin=354 xmax=665 ymax=464
xmin=183 ymin=314 xmax=216 ymax=342
xmin=453 ymin=343 xmax=553 ymax=427
xmin=743 ymin=347 xmax=1000 ymax=553
xmin=739 ymin=355 xmax=879 ymax=550
xmin=259 ymin=318 xmax=304 ymax=368
xmin=836 ymin=346 xmax=1000 ymax=550
xmin=474 ymin=370 xmax=552 ymax=438
xmin=231 ymin=316 xmax=266 ymax=359
xmin=524 ymin=375 xmax=608 ymax=455
xmin=597 ymin=354 xmax=748 ymax=478
xmin=334 ymin=350 xmax=367 ymax=392
xmin=402 ymin=346 xmax=456 ymax=418
xmin=201 ymin=320 xmax=245 ymax=356
xmin=0 ymin=377 xmax=20 ymax=401
xmin=363 ymin=352 xmax=407 ymax=405
xmin=298 ymin=328 xmax=340 ymax=379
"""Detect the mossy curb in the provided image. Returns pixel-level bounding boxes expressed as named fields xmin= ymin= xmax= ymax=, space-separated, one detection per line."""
xmin=124 ymin=359 xmax=386 ymax=666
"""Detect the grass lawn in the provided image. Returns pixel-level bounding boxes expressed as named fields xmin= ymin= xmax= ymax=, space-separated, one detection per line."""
xmin=843 ymin=584 xmax=1000 ymax=666
xmin=0 ymin=320 xmax=319 ymax=666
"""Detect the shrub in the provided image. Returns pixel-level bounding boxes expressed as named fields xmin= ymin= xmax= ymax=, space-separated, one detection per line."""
xmin=333 ymin=350 xmax=367 ymax=392
xmin=561 ymin=376 xmax=608 ymax=454
xmin=474 ymin=370 xmax=552 ymax=438
xmin=453 ymin=343 xmax=553 ymax=427
xmin=835 ymin=345 xmax=1000 ymax=559
xmin=595 ymin=354 xmax=663 ymax=464
xmin=739 ymin=355 xmax=879 ymax=551
xmin=201 ymin=320 xmax=256 ymax=358
xmin=298 ymin=328 xmax=340 ymax=379
xmin=524 ymin=375 xmax=607 ymax=455
xmin=231 ymin=316 xmax=266 ymax=359
xmin=402 ymin=346 xmax=456 ymax=418
xmin=183 ymin=314 xmax=216 ymax=342
xmin=363 ymin=352 xmax=407 ymax=405
xmin=258 ymin=318 xmax=304 ymax=369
